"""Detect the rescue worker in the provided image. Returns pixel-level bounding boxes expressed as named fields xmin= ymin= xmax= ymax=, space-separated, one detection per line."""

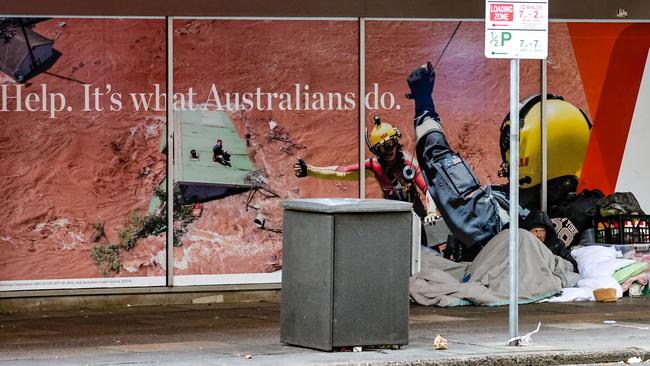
xmin=293 ymin=115 xmax=439 ymax=222
xmin=498 ymin=94 xmax=592 ymax=209
xmin=407 ymin=61 xmax=591 ymax=262
xmin=407 ymin=61 xmax=505 ymax=261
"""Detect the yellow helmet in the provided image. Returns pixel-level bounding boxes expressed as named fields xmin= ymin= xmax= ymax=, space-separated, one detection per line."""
xmin=499 ymin=94 xmax=592 ymax=205
xmin=366 ymin=115 xmax=401 ymax=155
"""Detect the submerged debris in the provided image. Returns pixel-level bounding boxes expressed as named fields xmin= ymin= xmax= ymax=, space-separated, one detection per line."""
xmin=266 ymin=119 xmax=305 ymax=155
xmin=90 ymin=186 xmax=197 ymax=275
xmin=90 ymin=222 xmax=106 ymax=242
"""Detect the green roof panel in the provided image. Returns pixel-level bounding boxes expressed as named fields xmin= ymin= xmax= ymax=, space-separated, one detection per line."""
xmin=174 ymin=109 xmax=255 ymax=188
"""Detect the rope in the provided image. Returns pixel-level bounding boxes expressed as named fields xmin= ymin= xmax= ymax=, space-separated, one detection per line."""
xmin=407 ymin=21 xmax=463 ymax=209
xmin=433 ymin=21 xmax=462 ymax=70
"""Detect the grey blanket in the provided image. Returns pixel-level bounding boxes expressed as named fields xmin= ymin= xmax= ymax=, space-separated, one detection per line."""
xmin=410 ymin=229 xmax=580 ymax=307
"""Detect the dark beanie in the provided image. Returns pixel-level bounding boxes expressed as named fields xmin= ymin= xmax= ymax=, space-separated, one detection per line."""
xmin=522 ymin=209 xmax=554 ymax=234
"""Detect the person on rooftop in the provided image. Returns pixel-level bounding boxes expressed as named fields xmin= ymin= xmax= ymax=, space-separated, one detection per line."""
xmin=213 ymin=139 xmax=231 ymax=167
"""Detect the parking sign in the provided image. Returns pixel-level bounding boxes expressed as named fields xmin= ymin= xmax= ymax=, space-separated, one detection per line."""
xmin=485 ymin=0 xmax=548 ymax=59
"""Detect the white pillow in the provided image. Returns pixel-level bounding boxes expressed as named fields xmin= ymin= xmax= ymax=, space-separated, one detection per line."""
xmin=571 ymin=246 xmax=635 ymax=279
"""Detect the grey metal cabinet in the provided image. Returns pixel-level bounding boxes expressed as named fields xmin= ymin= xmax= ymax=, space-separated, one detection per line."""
xmin=280 ymin=199 xmax=412 ymax=351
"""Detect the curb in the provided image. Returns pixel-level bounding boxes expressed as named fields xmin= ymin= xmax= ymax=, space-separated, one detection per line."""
xmin=332 ymin=348 xmax=649 ymax=366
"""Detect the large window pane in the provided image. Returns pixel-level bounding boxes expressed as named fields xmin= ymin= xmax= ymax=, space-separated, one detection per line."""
xmin=0 ymin=18 xmax=167 ymax=290
xmin=171 ymin=19 xmax=359 ymax=285
xmin=364 ymin=20 xmax=541 ymax=202
xmin=561 ymin=22 xmax=650 ymax=212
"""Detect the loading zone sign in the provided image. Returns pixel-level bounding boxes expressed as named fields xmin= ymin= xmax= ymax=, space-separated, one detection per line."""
xmin=485 ymin=0 xmax=548 ymax=59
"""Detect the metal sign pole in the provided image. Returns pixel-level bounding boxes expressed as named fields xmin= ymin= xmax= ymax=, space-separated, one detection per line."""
xmin=508 ymin=58 xmax=520 ymax=341
xmin=541 ymin=58 xmax=548 ymax=212
xmin=485 ymin=0 xmax=547 ymax=345
xmin=166 ymin=16 xmax=175 ymax=286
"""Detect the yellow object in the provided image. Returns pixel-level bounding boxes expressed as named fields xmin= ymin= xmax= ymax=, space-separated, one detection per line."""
xmin=369 ymin=117 xmax=400 ymax=147
xmin=501 ymin=95 xmax=592 ymax=189
xmin=593 ymin=287 xmax=617 ymax=302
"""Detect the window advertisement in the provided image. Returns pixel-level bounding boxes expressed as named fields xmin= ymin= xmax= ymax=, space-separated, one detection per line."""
xmin=363 ymin=20 xmax=543 ymax=211
xmin=506 ymin=21 xmax=650 ymax=249
xmin=170 ymin=19 xmax=359 ymax=285
xmin=360 ymin=20 xmax=649 ymax=263
xmin=0 ymin=18 xmax=167 ymax=291
xmin=568 ymin=23 xmax=650 ymax=210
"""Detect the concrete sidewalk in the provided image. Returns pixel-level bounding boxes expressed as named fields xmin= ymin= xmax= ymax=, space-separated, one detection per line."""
xmin=1 ymin=298 xmax=649 ymax=365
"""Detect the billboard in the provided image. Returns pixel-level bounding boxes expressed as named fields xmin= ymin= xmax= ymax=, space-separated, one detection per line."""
xmin=0 ymin=18 xmax=167 ymax=290
xmin=169 ymin=19 xmax=359 ymax=285
xmin=1 ymin=18 xmax=648 ymax=290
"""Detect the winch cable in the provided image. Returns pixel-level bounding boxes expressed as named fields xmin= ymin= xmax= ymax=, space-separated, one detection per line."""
xmin=407 ymin=21 xmax=463 ymax=203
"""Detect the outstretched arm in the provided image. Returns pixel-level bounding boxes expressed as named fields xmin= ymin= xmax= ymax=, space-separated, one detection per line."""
xmin=294 ymin=158 xmax=373 ymax=181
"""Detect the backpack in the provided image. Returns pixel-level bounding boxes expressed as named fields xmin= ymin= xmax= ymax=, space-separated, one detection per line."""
xmin=548 ymin=189 xmax=604 ymax=232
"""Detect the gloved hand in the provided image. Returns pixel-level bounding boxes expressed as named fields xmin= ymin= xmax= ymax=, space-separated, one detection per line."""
xmin=406 ymin=61 xmax=436 ymax=115
xmin=424 ymin=211 xmax=440 ymax=225
xmin=293 ymin=158 xmax=308 ymax=178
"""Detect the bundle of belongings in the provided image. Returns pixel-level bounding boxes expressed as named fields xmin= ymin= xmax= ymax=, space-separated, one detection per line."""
xmin=410 ymin=229 xmax=579 ymax=307
xmin=410 ymin=191 xmax=650 ymax=306
xmin=542 ymin=245 xmax=649 ymax=302
xmin=403 ymin=62 xmax=649 ymax=305
xmin=598 ymin=192 xmax=645 ymax=217
xmin=547 ymin=189 xmax=604 ymax=248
